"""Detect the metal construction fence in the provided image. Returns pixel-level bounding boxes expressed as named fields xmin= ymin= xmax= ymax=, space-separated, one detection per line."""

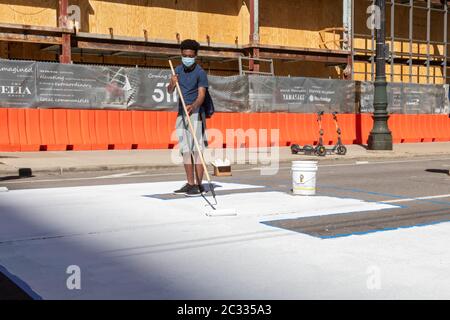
xmin=0 ymin=59 xmax=447 ymax=114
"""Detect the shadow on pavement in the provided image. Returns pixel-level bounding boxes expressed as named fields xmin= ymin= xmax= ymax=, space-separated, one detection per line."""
xmin=0 ymin=266 xmax=32 ymax=300
xmin=425 ymin=169 xmax=450 ymax=175
xmin=0 ymin=168 xmax=34 ymax=181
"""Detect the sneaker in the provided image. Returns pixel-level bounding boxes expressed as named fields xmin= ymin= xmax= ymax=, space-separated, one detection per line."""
xmin=185 ymin=185 xmax=202 ymax=197
xmin=173 ymin=183 xmax=193 ymax=195
xmin=198 ymin=184 xmax=207 ymax=195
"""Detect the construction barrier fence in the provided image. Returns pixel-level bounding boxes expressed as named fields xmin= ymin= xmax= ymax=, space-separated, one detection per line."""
xmin=0 ymin=59 xmax=449 ymax=152
xmin=0 ymin=109 xmax=449 ymax=152
xmin=1 ymin=59 xmax=448 ymax=114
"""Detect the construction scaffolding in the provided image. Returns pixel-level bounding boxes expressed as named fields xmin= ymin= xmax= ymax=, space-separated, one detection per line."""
xmin=354 ymin=0 xmax=449 ymax=84
xmin=0 ymin=1 xmax=351 ymax=78
xmin=0 ymin=1 xmax=447 ymax=83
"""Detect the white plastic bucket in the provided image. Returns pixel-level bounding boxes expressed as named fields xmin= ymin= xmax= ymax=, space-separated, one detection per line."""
xmin=291 ymin=160 xmax=318 ymax=196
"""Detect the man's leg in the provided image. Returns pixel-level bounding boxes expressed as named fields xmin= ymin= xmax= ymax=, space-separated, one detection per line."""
xmin=173 ymin=152 xmax=196 ymax=195
xmin=193 ymin=152 xmax=204 ymax=186
xmin=177 ymin=111 xmax=207 ymax=196
xmin=183 ymin=152 xmax=195 ymax=186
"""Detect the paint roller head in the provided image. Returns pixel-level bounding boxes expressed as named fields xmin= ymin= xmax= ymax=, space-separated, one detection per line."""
xmin=205 ymin=206 xmax=237 ymax=217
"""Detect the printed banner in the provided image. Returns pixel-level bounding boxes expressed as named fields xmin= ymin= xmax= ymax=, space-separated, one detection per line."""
xmin=359 ymin=81 xmax=445 ymax=114
xmin=36 ymin=62 xmax=135 ymax=109
xmin=249 ymin=76 xmax=356 ymax=113
xmin=0 ymin=59 xmax=36 ymax=108
xmin=0 ymin=60 xmax=446 ymax=114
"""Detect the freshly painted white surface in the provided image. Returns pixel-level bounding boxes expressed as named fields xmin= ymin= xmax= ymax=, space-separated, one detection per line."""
xmin=0 ymin=180 xmax=449 ymax=299
xmin=381 ymin=194 xmax=450 ymax=203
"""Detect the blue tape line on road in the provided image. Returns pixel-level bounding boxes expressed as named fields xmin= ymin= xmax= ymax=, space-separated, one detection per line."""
xmin=319 ymin=218 xmax=450 ymax=239
xmin=262 ymin=204 xmax=450 ymax=240
xmin=260 ymin=198 xmax=406 ymax=228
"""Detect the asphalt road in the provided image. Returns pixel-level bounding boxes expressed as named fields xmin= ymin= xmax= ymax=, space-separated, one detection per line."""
xmin=1 ymin=155 xmax=449 ymax=299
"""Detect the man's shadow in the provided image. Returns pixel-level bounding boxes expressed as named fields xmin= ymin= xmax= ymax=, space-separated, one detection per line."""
xmin=425 ymin=169 xmax=450 ymax=175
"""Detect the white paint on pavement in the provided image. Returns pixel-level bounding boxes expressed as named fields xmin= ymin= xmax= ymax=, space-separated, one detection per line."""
xmin=1 ymin=180 xmax=449 ymax=299
xmin=381 ymin=194 xmax=450 ymax=203
xmin=95 ymin=171 xmax=143 ymax=179
xmin=0 ymin=181 xmax=391 ymax=243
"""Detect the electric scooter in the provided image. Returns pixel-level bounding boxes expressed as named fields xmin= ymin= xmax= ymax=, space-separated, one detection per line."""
xmin=314 ymin=111 xmax=347 ymax=156
xmin=330 ymin=112 xmax=347 ymax=155
xmin=290 ymin=111 xmax=328 ymax=156
xmin=290 ymin=144 xmax=315 ymax=155
xmin=291 ymin=111 xmax=347 ymax=156
xmin=314 ymin=111 xmax=327 ymax=156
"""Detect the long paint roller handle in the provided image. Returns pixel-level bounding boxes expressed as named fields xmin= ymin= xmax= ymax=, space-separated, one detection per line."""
xmin=168 ymin=60 xmax=216 ymax=198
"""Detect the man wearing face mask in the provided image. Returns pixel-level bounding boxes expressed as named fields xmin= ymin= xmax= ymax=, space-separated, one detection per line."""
xmin=168 ymin=39 xmax=209 ymax=197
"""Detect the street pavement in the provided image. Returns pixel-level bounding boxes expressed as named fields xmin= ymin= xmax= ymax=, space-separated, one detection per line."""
xmin=1 ymin=142 xmax=450 ymax=175
xmin=0 ymin=152 xmax=449 ymax=299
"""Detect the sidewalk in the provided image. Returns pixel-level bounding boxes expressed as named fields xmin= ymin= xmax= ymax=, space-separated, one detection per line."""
xmin=1 ymin=142 xmax=450 ymax=175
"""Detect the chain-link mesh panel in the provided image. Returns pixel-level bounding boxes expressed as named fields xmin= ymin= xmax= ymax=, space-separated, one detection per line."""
xmin=359 ymin=81 xmax=446 ymax=114
xmin=209 ymin=75 xmax=249 ymax=112
xmin=0 ymin=60 xmax=446 ymax=114
xmin=249 ymin=75 xmax=356 ymax=113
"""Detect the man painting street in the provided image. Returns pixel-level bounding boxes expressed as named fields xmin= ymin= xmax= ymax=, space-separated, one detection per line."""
xmin=168 ymin=39 xmax=209 ymax=197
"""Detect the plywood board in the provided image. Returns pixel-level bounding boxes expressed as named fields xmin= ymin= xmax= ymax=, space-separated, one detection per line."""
xmin=0 ymin=0 xmax=57 ymax=27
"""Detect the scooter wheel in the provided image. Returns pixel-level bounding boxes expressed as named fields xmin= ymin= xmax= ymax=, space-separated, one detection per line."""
xmin=336 ymin=145 xmax=347 ymax=155
xmin=291 ymin=144 xmax=300 ymax=154
xmin=316 ymin=146 xmax=327 ymax=157
xmin=303 ymin=145 xmax=314 ymax=152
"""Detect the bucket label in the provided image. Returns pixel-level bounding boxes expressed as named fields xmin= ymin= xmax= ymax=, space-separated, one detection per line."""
xmin=292 ymin=167 xmax=317 ymax=195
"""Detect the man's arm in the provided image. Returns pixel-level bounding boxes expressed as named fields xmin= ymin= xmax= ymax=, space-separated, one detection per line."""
xmin=167 ymin=75 xmax=178 ymax=94
xmin=186 ymin=87 xmax=206 ymax=115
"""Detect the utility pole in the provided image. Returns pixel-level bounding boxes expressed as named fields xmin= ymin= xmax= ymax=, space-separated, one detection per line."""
xmin=368 ymin=0 xmax=393 ymax=150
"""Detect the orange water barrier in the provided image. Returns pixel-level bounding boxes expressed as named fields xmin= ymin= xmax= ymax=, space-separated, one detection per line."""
xmin=0 ymin=108 xmax=449 ymax=152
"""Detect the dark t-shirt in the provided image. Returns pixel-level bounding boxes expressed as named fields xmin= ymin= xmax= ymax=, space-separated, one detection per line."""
xmin=175 ymin=64 xmax=208 ymax=114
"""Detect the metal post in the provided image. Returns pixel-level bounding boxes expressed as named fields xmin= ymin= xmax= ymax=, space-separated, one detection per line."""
xmin=249 ymin=0 xmax=255 ymax=71
xmin=351 ymin=0 xmax=355 ymax=80
xmin=368 ymin=0 xmax=393 ymax=150
xmin=390 ymin=0 xmax=395 ymax=82
xmin=444 ymin=1 xmax=448 ymax=83
xmin=426 ymin=0 xmax=431 ymax=84
xmin=253 ymin=0 xmax=259 ymax=43
xmin=58 ymin=0 xmax=71 ymax=64
xmin=343 ymin=0 xmax=353 ymax=80
xmin=371 ymin=0 xmax=376 ymax=81
xmin=249 ymin=0 xmax=260 ymax=73
xmin=58 ymin=0 xmax=68 ymax=28
xmin=343 ymin=1 xmax=350 ymax=49
xmin=409 ymin=0 xmax=413 ymax=83
xmin=238 ymin=56 xmax=243 ymax=76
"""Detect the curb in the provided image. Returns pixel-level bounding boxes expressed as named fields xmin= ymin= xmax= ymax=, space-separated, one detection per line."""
xmin=0 ymin=164 xmax=179 ymax=176
xmin=1 ymin=152 xmax=450 ymax=176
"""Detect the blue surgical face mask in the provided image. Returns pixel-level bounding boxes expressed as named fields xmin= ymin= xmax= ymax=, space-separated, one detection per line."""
xmin=182 ymin=56 xmax=196 ymax=68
